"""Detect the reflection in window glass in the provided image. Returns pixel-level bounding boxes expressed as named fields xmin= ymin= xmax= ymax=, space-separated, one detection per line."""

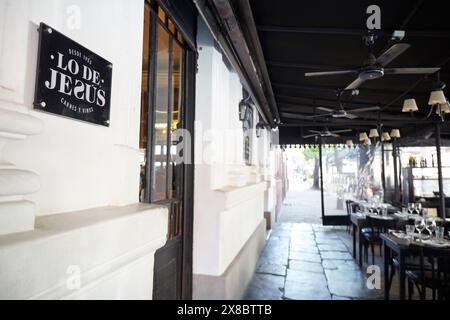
xmin=167 ymin=41 xmax=183 ymax=199
xmin=139 ymin=4 xmax=151 ymax=202
xmin=151 ymin=24 xmax=170 ymax=202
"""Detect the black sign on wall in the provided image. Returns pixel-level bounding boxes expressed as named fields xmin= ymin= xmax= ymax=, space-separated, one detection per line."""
xmin=34 ymin=23 xmax=112 ymax=126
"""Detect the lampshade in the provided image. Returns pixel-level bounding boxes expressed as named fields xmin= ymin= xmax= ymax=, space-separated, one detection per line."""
xmin=346 ymin=139 xmax=354 ymax=147
xmin=369 ymin=128 xmax=379 ymax=138
xmin=428 ymin=90 xmax=447 ymax=105
xmin=363 ymin=138 xmax=371 ymax=145
xmin=381 ymin=132 xmax=391 ymax=142
xmin=402 ymin=98 xmax=418 ymax=112
xmin=437 ymin=101 xmax=450 ymax=114
xmin=359 ymin=132 xmax=368 ymax=141
xmin=390 ymin=129 xmax=401 ymax=139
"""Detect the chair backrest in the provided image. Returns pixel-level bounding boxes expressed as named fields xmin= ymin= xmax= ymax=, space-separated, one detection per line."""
xmin=345 ymin=200 xmax=352 ymax=216
xmin=366 ymin=215 xmax=396 ymax=233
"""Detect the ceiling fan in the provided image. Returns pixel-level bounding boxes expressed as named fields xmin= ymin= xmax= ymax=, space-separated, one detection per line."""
xmin=304 ymin=37 xmax=440 ymax=90
xmin=310 ymin=104 xmax=380 ymax=119
xmin=302 ymin=128 xmax=352 ymax=139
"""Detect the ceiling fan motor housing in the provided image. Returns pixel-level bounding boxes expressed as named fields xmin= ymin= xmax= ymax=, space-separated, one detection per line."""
xmin=332 ymin=109 xmax=348 ymax=118
xmin=359 ymin=65 xmax=384 ymax=80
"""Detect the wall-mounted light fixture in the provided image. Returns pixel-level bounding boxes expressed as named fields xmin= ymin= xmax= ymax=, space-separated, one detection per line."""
xmin=239 ymin=96 xmax=250 ymax=121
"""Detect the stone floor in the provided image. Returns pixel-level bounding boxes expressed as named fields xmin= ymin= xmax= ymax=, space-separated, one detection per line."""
xmin=244 ymin=222 xmax=387 ymax=300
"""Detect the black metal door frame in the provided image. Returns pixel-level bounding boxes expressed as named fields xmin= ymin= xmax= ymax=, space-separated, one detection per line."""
xmin=144 ymin=0 xmax=196 ymax=300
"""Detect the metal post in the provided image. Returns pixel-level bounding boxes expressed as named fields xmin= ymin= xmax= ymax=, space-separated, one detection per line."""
xmin=381 ymin=143 xmax=386 ymax=200
xmin=435 ymin=122 xmax=445 ymax=219
xmin=319 ymin=138 xmax=325 ymax=222
xmin=393 ymin=143 xmax=399 ymax=204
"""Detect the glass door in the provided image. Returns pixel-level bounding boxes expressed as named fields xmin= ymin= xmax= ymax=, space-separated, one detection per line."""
xmin=140 ymin=0 xmax=192 ymax=300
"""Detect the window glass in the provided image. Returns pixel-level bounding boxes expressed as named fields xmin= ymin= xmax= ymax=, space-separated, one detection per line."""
xmin=151 ymin=24 xmax=170 ymax=202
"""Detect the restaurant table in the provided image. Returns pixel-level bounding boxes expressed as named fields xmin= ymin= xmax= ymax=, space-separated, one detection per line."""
xmin=381 ymin=232 xmax=450 ymax=300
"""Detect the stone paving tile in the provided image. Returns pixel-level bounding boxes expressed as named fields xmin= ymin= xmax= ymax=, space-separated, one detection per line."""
xmin=320 ymin=251 xmax=354 ymax=260
xmin=256 ymin=261 xmax=287 ymax=276
xmin=317 ymin=244 xmax=348 ymax=252
xmin=246 ymin=218 xmax=391 ymax=300
xmin=332 ymin=295 xmax=352 ymax=300
xmin=289 ymin=251 xmax=322 ymax=263
xmin=259 ymin=252 xmax=288 ymax=266
xmin=289 ymin=245 xmax=319 ymax=254
xmin=325 ymin=268 xmax=382 ymax=299
xmin=322 ymin=259 xmax=360 ymax=271
xmin=288 ymin=260 xmax=324 ymax=273
xmin=315 ymin=237 xmax=343 ymax=244
xmin=244 ymin=273 xmax=285 ymax=300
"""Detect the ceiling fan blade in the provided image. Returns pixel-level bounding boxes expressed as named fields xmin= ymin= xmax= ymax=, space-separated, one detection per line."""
xmin=281 ymin=112 xmax=328 ymax=120
xmin=303 ymin=134 xmax=319 ymax=139
xmin=331 ymin=129 xmax=353 ymax=134
xmin=384 ymin=67 xmax=440 ymax=75
xmin=350 ymin=106 xmax=380 ymax=113
xmin=317 ymin=106 xmax=334 ymax=112
xmin=280 ymin=112 xmax=330 ymax=119
xmin=345 ymin=77 xmax=365 ymax=90
xmin=309 ymin=130 xmax=322 ymax=134
xmin=345 ymin=113 xmax=359 ymax=119
xmin=375 ymin=43 xmax=410 ymax=67
xmin=304 ymin=70 xmax=358 ymax=77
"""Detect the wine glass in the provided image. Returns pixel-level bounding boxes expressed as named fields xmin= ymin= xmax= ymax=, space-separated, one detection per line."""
xmin=425 ymin=218 xmax=436 ymax=241
xmin=415 ymin=202 xmax=422 ymax=215
xmin=407 ymin=203 xmax=414 ymax=214
xmin=414 ymin=218 xmax=426 ymax=241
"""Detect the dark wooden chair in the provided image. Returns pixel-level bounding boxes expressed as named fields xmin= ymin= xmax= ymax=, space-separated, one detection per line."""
xmin=406 ymin=246 xmax=450 ymax=300
xmin=345 ymin=200 xmax=354 ymax=233
xmin=362 ymin=215 xmax=396 ymax=265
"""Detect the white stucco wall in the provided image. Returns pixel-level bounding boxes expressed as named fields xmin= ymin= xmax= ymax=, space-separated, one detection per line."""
xmin=193 ymin=19 xmax=270 ymax=283
xmin=0 ymin=0 xmax=169 ymax=300
xmin=0 ymin=0 xmax=143 ymax=216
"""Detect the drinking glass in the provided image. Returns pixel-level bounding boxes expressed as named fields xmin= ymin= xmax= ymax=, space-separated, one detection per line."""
xmin=402 ymin=207 xmax=408 ymax=215
xmin=407 ymin=203 xmax=414 ymax=214
xmin=435 ymin=226 xmax=445 ymax=244
xmin=405 ymin=225 xmax=415 ymax=239
xmin=414 ymin=203 xmax=422 ymax=215
xmin=425 ymin=218 xmax=436 ymax=240
xmin=415 ymin=218 xmax=426 ymax=241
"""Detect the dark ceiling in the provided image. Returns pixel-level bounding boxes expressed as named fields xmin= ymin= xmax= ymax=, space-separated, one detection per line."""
xmin=248 ymin=0 xmax=450 ymax=144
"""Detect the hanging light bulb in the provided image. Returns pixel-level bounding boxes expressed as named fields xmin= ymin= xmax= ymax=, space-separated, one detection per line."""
xmin=359 ymin=132 xmax=368 ymax=141
xmin=369 ymin=128 xmax=379 ymax=138
xmin=402 ymin=98 xmax=419 ymax=112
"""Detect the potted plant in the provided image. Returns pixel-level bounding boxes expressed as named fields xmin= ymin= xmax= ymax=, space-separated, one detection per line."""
xmin=409 ymin=156 xmax=416 ymax=168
